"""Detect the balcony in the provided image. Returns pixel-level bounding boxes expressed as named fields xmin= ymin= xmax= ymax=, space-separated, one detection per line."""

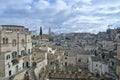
xmin=11 ymin=58 xmax=19 ymax=65
xmin=18 ymin=55 xmax=22 ymax=58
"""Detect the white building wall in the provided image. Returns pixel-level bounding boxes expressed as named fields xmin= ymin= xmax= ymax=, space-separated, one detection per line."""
xmin=48 ymin=47 xmax=56 ymax=55
xmin=5 ymin=52 xmax=24 ymax=77
xmin=34 ymin=59 xmax=47 ymax=78
xmin=76 ymin=55 xmax=89 ymax=64
xmin=3 ymin=32 xmax=32 ymax=78
xmin=101 ymin=63 xmax=109 ymax=74
xmin=48 ymin=47 xmax=52 ymax=52
xmin=88 ymin=56 xmax=93 ymax=72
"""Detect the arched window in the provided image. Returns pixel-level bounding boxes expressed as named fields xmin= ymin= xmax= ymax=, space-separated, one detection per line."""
xmin=12 ymin=52 xmax=17 ymax=58
xmin=3 ymin=38 xmax=5 ymax=44
xmin=3 ymin=38 xmax=8 ymax=44
xmin=12 ymin=39 xmax=16 ymax=46
xmin=6 ymin=38 xmax=8 ymax=44
xmin=6 ymin=55 xmax=10 ymax=60
xmin=21 ymin=50 xmax=25 ymax=56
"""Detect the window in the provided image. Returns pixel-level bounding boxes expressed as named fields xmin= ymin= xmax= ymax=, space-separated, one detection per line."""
xmin=9 ymin=70 xmax=11 ymax=76
xmin=31 ymin=49 xmax=32 ymax=54
xmin=6 ymin=55 xmax=10 ymax=60
xmin=21 ymin=39 xmax=24 ymax=45
xmin=8 ymin=63 xmax=10 ymax=68
xmin=96 ymin=64 xmax=98 ymax=67
xmin=12 ymin=39 xmax=16 ymax=46
xmin=111 ymin=61 xmax=114 ymax=66
xmin=12 ymin=52 xmax=17 ymax=58
xmin=17 ymin=28 xmax=19 ymax=31
xmin=78 ymin=59 xmax=81 ymax=62
xmin=26 ymin=62 xmax=29 ymax=68
xmin=6 ymin=38 xmax=8 ymax=44
xmin=3 ymin=38 xmax=8 ymax=44
xmin=28 ymin=49 xmax=30 ymax=54
xmin=87 ymin=59 xmax=88 ymax=63
xmin=3 ymin=38 xmax=5 ymax=44
xmin=23 ymin=63 xmax=25 ymax=68
xmin=119 ymin=36 xmax=120 ymax=39
xmin=65 ymin=57 xmax=67 ymax=59
xmin=65 ymin=62 xmax=67 ymax=66
xmin=21 ymin=50 xmax=25 ymax=56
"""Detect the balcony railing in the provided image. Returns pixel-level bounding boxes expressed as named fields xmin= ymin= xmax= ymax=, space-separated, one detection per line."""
xmin=11 ymin=58 xmax=19 ymax=65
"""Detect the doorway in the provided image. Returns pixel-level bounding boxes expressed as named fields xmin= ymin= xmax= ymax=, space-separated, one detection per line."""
xmin=26 ymin=62 xmax=29 ymax=68
xmin=16 ymin=65 xmax=19 ymax=73
xmin=23 ymin=63 xmax=25 ymax=68
xmin=65 ymin=62 xmax=67 ymax=66
xmin=9 ymin=70 xmax=11 ymax=76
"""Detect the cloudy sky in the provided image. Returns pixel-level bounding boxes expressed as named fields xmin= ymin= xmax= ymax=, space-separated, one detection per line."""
xmin=0 ymin=0 xmax=120 ymax=34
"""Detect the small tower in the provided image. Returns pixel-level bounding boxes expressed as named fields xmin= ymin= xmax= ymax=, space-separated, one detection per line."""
xmin=48 ymin=27 xmax=51 ymax=41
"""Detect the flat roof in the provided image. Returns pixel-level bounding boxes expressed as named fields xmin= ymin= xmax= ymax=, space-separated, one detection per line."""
xmin=1 ymin=25 xmax=25 ymax=28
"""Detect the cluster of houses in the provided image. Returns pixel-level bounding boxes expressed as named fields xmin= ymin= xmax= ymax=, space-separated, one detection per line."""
xmin=0 ymin=25 xmax=120 ymax=80
xmin=0 ymin=25 xmax=62 ymax=80
xmin=53 ymin=28 xmax=120 ymax=79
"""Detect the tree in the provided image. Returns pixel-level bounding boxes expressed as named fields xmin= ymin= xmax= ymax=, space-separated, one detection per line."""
xmin=40 ymin=27 xmax=42 ymax=39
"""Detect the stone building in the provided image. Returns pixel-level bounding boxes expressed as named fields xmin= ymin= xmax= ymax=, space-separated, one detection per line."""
xmin=1 ymin=25 xmax=29 ymax=32
xmin=116 ymin=61 xmax=120 ymax=79
xmin=76 ymin=51 xmax=90 ymax=69
xmin=117 ymin=44 xmax=120 ymax=79
xmin=88 ymin=56 xmax=109 ymax=75
xmin=62 ymin=50 xmax=76 ymax=66
xmin=32 ymin=46 xmax=48 ymax=80
xmin=116 ymin=30 xmax=120 ymax=79
xmin=117 ymin=43 xmax=120 ymax=60
xmin=0 ymin=25 xmax=32 ymax=79
xmin=61 ymin=49 xmax=92 ymax=68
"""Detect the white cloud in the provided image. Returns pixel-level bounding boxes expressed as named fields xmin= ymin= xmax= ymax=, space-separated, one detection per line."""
xmin=55 ymin=0 xmax=68 ymax=10
xmin=34 ymin=0 xmax=50 ymax=10
xmin=96 ymin=7 xmax=120 ymax=14
xmin=8 ymin=0 xmax=32 ymax=4
xmin=0 ymin=0 xmax=120 ymax=34
xmin=80 ymin=0 xmax=92 ymax=4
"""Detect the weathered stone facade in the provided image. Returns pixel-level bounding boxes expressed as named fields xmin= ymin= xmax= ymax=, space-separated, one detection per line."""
xmin=0 ymin=25 xmax=32 ymax=78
